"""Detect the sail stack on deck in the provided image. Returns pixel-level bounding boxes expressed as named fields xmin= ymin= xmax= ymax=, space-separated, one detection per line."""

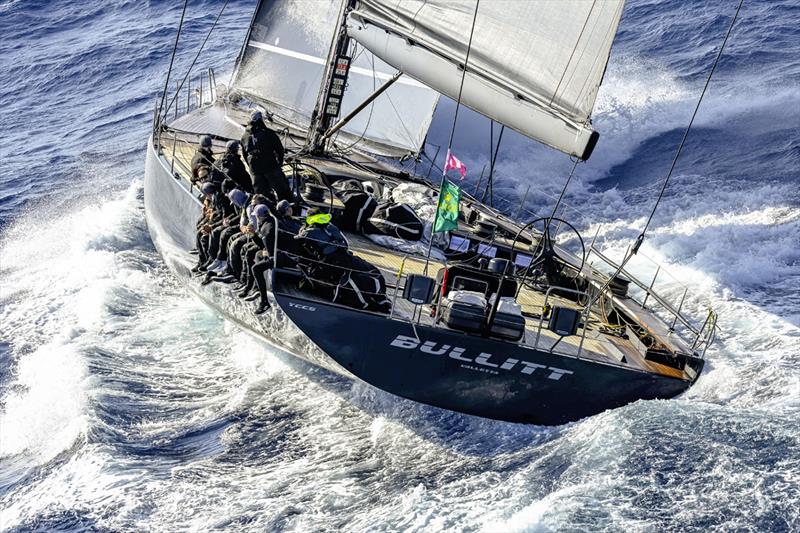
xmin=231 ymin=0 xmax=439 ymax=156
xmin=346 ymin=0 xmax=624 ymax=160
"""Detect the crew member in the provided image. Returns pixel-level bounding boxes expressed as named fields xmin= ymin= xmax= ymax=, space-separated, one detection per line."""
xmin=190 ymin=135 xmax=215 ymax=182
xmin=193 ymin=178 xmax=238 ymax=273
xmin=224 ymin=194 xmax=269 ymax=282
xmin=192 ymin=182 xmax=222 ymax=271
xmin=248 ymin=200 xmax=302 ymax=314
xmin=215 ymin=140 xmax=253 ymax=193
xmin=202 ymin=188 xmax=250 ymax=283
xmin=241 ymin=110 xmax=290 ymax=202
xmin=295 ymin=208 xmax=348 ymax=265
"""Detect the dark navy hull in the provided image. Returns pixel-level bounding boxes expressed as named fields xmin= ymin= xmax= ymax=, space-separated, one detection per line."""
xmin=144 ymin=136 xmax=692 ymax=425
xmin=273 ymin=293 xmax=690 ymax=425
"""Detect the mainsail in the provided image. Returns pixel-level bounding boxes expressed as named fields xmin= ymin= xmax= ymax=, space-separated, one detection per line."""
xmin=231 ymin=0 xmax=440 ymax=157
xmin=347 ymin=0 xmax=625 ymax=160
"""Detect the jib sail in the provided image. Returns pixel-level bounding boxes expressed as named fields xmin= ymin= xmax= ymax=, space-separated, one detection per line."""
xmin=231 ymin=0 xmax=440 ymax=157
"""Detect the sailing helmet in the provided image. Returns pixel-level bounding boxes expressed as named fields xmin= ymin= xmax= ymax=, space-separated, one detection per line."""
xmin=225 ymin=140 xmax=239 ymax=153
xmin=228 ymin=189 xmax=247 ymax=207
xmin=251 ymin=194 xmax=268 ymax=206
xmin=250 ymin=110 xmax=263 ymax=123
xmin=253 ymin=204 xmax=270 ymax=219
xmin=200 ymin=135 xmax=213 ymax=148
xmin=201 ymin=182 xmax=217 ymax=196
xmin=276 ymin=200 xmax=291 ymax=216
xmin=221 ymin=178 xmax=236 ymax=194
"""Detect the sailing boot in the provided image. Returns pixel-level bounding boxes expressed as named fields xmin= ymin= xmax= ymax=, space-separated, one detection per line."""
xmin=255 ymin=298 xmax=271 ymax=315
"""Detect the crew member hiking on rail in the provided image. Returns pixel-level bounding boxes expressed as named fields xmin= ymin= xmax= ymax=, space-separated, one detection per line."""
xmin=215 ymin=140 xmax=252 ymax=193
xmin=247 ymin=199 xmax=302 ymax=315
xmin=221 ymin=194 xmax=270 ymax=284
xmin=241 ymin=110 xmax=290 ymax=202
xmin=190 ymin=135 xmax=216 ymax=182
xmin=201 ymin=188 xmax=250 ymax=283
xmin=192 ymin=181 xmax=224 ymax=269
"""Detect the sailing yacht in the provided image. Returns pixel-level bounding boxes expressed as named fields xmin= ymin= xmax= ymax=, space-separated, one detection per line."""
xmin=143 ymin=0 xmax=717 ymax=425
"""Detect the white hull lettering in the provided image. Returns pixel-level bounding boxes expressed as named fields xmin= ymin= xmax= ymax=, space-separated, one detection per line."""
xmin=500 ymin=358 xmax=519 ymax=370
xmin=289 ymin=301 xmax=317 ymax=311
xmin=448 ymin=347 xmax=472 ymax=362
xmin=547 ymin=367 xmax=574 ymax=380
xmin=387 ymin=335 xmax=574 ymax=381
xmin=519 ymin=361 xmax=547 ymax=375
xmin=390 ymin=335 xmax=420 ymax=349
xmin=475 ymin=353 xmax=499 ymax=368
xmin=420 ymin=341 xmax=451 ymax=355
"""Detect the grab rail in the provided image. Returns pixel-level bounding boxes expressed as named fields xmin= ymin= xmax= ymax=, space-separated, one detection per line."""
xmin=587 ymin=245 xmax=716 ymax=357
xmin=151 ymin=67 xmax=219 ymax=142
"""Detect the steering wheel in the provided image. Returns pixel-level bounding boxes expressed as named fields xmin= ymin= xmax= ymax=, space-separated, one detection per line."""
xmin=510 ymin=216 xmax=587 ymax=285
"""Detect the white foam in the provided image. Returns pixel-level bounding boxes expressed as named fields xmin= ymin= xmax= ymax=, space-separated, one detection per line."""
xmin=0 ymin=181 xmax=145 ymax=465
xmin=0 ymin=340 xmax=89 ymax=463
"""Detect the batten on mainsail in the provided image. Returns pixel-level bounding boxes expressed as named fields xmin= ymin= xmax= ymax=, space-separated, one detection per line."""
xmin=347 ymin=0 xmax=625 ymax=160
xmin=230 ymin=0 xmax=439 ymax=157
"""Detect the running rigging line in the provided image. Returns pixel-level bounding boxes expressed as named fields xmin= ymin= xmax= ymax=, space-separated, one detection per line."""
xmin=582 ymin=0 xmax=744 ymax=315
xmin=163 ymin=0 xmax=231 ymax=119
xmin=423 ymin=0 xmax=481 ymax=273
xmin=549 ymin=158 xmax=580 ymax=221
xmin=157 ymin=0 xmax=189 ymax=122
xmin=637 ymin=0 xmax=745 ymax=247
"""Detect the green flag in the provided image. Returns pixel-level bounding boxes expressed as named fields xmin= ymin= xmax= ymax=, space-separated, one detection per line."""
xmin=433 ymin=179 xmax=461 ymax=233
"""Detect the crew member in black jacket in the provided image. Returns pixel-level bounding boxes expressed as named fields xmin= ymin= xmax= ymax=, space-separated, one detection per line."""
xmin=241 ymin=110 xmax=291 ymax=202
xmin=215 ymin=140 xmax=253 ymax=193
xmin=190 ymin=135 xmax=215 ymax=182
xmin=248 ymin=200 xmax=301 ymax=314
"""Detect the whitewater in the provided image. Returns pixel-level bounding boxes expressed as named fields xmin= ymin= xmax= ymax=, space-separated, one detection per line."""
xmin=1 ymin=1 xmax=798 ymax=531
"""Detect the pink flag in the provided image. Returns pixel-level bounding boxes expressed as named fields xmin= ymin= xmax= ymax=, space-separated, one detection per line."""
xmin=444 ymin=149 xmax=467 ymax=179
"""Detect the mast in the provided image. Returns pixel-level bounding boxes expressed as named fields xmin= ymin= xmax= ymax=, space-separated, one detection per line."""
xmin=307 ymin=0 xmax=357 ymax=155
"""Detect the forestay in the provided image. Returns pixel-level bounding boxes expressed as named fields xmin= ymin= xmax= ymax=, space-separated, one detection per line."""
xmin=231 ymin=0 xmax=440 ymax=157
xmin=347 ymin=0 xmax=625 ymax=160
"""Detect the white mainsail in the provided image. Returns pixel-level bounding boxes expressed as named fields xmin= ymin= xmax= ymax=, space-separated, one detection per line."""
xmin=347 ymin=0 xmax=625 ymax=160
xmin=231 ymin=0 xmax=440 ymax=157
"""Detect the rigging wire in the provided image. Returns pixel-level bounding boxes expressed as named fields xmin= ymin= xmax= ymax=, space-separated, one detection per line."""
xmin=157 ymin=0 xmax=189 ymax=122
xmin=548 ymin=158 xmax=580 ymax=221
xmin=638 ymin=0 xmax=744 ymax=244
xmin=423 ymin=0 xmax=481 ymax=273
xmin=481 ymin=122 xmax=505 ymax=206
xmin=163 ymin=0 xmax=231 ymax=119
xmin=582 ymin=0 xmax=744 ymax=316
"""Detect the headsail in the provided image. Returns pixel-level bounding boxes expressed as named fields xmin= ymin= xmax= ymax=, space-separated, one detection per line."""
xmin=231 ymin=0 xmax=440 ymax=157
xmin=347 ymin=0 xmax=625 ymax=160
